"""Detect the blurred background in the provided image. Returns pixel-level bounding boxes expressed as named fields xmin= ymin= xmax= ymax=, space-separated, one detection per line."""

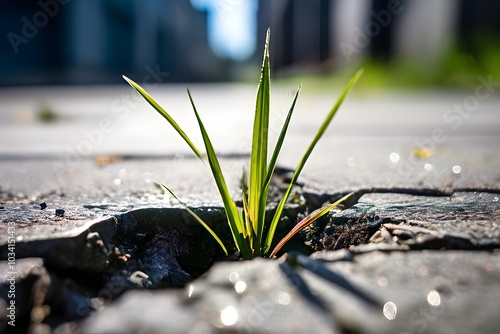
xmin=0 ymin=0 xmax=499 ymax=167
xmin=1 ymin=0 xmax=500 ymax=88
xmin=0 ymin=0 xmax=499 ymax=204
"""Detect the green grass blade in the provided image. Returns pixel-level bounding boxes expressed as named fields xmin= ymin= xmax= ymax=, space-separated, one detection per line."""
xmin=187 ymin=90 xmax=252 ymax=259
xmin=264 ymin=68 xmax=363 ymax=254
xmin=241 ymin=168 xmax=249 ymax=216
xmin=269 ymin=192 xmax=355 ymax=257
xmin=241 ymin=169 xmax=255 ymax=239
xmin=264 ymin=84 xmax=301 ymax=188
xmin=122 ymin=75 xmax=202 ymax=159
xmin=156 ymin=182 xmax=228 ymax=256
xmin=255 ymin=84 xmax=301 ymax=250
xmin=248 ymin=28 xmax=271 ymax=249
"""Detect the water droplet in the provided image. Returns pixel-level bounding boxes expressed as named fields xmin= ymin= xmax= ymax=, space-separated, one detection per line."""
xmin=278 ymin=292 xmax=291 ymax=305
xmin=187 ymin=284 xmax=194 ymax=298
xmin=378 ymin=277 xmax=388 ymax=287
xmin=220 ymin=306 xmax=238 ymax=326
xmin=228 ymin=272 xmax=239 ymax=282
xmin=452 ymin=165 xmax=461 ymax=174
xmin=118 ymin=168 xmax=127 ymax=178
xmin=234 ymin=280 xmax=247 ymax=294
xmin=347 ymin=156 xmax=357 ymax=167
xmin=389 ymin=152 xmax=400 ymax=163
xmin=383 ymin=301 xmax=397 ymax=320
xmin=424 ymin=163 xmax=433 ymax=171
xmin=113 ymin=178 xmax=121 ymax=186
xmin=427 ymin=290 xmax=441 ymax=306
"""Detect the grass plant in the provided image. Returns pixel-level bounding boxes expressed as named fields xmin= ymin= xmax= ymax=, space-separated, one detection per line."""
xmin=123 ymin=29 xmax=362 ymax=259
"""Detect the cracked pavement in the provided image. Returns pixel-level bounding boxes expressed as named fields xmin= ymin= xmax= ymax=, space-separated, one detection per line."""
xmin=0 ymin=86 xmax=499 ymax=333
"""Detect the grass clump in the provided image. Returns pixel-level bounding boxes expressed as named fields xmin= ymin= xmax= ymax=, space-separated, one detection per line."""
xmin=123 ymin=29 xmax=362 ymax=259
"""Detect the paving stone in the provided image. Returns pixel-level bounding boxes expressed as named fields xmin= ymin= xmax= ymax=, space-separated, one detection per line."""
xmin=319 ymin=192 xmax=500 ymax=252
xmin=75 ymin=250 xmax=500 ymax=334
xmin=1 ymin=87 xmax=499 ymax=332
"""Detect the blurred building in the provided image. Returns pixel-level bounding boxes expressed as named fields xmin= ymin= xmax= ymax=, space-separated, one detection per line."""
xmin=262 ymin=0 xmax=500 ymax=70
xmin=0 ymin=0 xmax=499 ymax=86
xmin=0 ymin=0 xmax=228 ymax=84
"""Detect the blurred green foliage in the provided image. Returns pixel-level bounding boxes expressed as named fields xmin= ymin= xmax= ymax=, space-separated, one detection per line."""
xmin=275 ymin=36 xmax=500 ymax=92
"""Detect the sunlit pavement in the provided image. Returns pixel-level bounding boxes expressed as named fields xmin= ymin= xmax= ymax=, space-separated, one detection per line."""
xmin=0 ymin=85 xmax=499 ymax=333
xmin=0 ymin=84 xmax=499 ymax=196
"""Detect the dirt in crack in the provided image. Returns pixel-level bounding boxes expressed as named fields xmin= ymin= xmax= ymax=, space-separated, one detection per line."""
xmin=9 ymin=188 xmax=475 ymax=332
xmin=319 ymin=219 xmax=381 ymax=251
xmin=109 ymin=207 xmax=232 ymax=291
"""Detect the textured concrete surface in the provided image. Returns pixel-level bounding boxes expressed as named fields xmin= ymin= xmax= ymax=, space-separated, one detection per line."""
xmin=0 ymin=85 xmax=499 ymax=333
xmin=77 ymin=251 xmax=500 ymax=334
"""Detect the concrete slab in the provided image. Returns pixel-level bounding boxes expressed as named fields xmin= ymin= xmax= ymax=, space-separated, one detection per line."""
xmin=0 ymin=84 xmax=499 ymax=332
xmin=78 ymin=251 xmax=500 ymax=334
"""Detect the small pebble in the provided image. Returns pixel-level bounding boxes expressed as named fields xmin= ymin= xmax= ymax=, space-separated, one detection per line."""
xmin=55 ymin=209 xmax=65 ymax=217
xmin=40 ymin=202 xmax=47 ymax=210
xmin=129 ymin=271 xmax=150 ymax=286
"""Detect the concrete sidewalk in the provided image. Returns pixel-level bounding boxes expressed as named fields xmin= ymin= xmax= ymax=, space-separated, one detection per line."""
xmin=0 ymin=84 xmax=499 ymax=333
xmin=1 ymin=83 xmax=499 ymax=194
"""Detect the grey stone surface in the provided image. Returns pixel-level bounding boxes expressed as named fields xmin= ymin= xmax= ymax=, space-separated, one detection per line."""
xmin=76 ymin=250 xmax=500 ymax=334
xmin=81 ymin=258 xmax=335 ymax=334
xmin=317 ymin=192 xmax=500 ymax=252
xmin=1 ymin=85 xmax=499 ymax=245
xmin=1 ymin=86 xmax=499 ymax=156
xmin=1 ymin=85 xmax=499 ymax=332
xmin=1 ymin=85 xmax=499 ymax=198
xmin=315 ymin=250 xmax=500 ymax=334
xmin=1 ymin=150 xmax=499 ymax=246
xmin=0 ymin=157 xmax=240 ymax=245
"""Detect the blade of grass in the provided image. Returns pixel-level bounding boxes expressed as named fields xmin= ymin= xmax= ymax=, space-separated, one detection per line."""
xmin=263 ymin=84 xmax=301 ymax=189
xmin=187 ymin=90 xmax=252 ymax=259
xmin=269 ymin=192 xmax=355 ymax=258
xmin=240 ymin=169 xmax=254 ymax=239
xmin=255 ymin=84 xmax=301 ymax=252
xmin=264 ymin=68 xmax=364 ymax=254
xmin=122 ymin=75 xmax=202 ymax=159
xmin=156 ymin=182 xmax=228 ymax=256
xmin=249 ymin=28 xmax=271 ymax=253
